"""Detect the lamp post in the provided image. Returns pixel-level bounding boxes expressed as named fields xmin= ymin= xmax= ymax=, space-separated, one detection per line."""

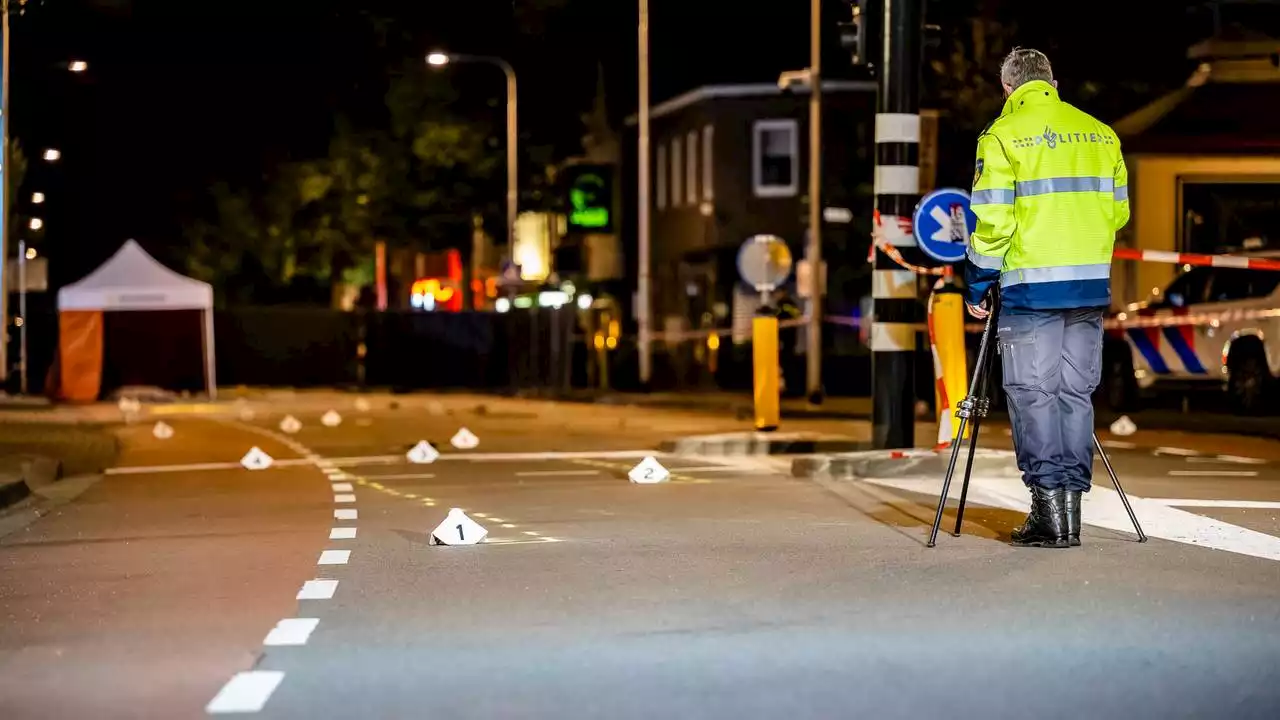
xmin=637 ymin=0 xmax=652 ymax=387
xmin=427 ymin=52 xmax=518 ymax=254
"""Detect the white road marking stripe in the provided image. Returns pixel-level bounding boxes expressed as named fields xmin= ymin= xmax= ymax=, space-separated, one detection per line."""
xmin=334 ymin=509 xmax=357 ymax=520
xmin=1154 ymin=447 xmax=1200 ymax=457
xmin=206 ymin=671 xmax=285 ymax=714
xmin=334 ymin=494 xmax=356 ymax=503
xmin=501 ymin=523 xmax=516 ymax=528
xmin=514 ymin=469 xmax=601 ymax=477
xmin=263 ymin=618 xmax=320 ymax=646
xmin=522 ymin=531 xmax=541 ymax=536
xmin=317 ymin=550 xmax=350 ymax=565
xmin=858 ymin=474 xmax=1280 ymax=562
xmin=331 ymin=482 xmax=353 ymax=492
xmin=489 ymin=517 xmax=506 ymax=523
xmin=1100 ymin=440 xmax=1138 ymax=449
xmin=485 ymin=537 xmax=563 ymax=545
xmin=329 ymin=527 xmax=357 ymax=540
xmin=297 ymin=579 xmax=338 ymax=600
xmin=1150 ymin=499 xmax=1280 ymax=509
xmin=322 ymin=468 xmax=343 ymax=476
xmin=106 ymin=450 xmax=663 ymax=475
xmin=360 ymin=473 xmax=436 ymax=480
xmin=1168 ymin=470 xmax=1259 ymax=477
xmin=1216 ymin=455 xmax=1268 ymax=465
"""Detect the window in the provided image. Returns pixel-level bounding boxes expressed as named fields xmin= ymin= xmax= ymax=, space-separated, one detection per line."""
xmin=702 ymin=125 xmax=714 ymax=201
xmin=656 ymin=144 xmax=667 ymax=210
xmin=1181 ymin=180 xmax=1280 ymax=254
xmin=1159 ymin=267 xmax=1213 ymax=308
xmin=671 ymin=136 xmax=683 ymax=207
xmin=1206 ymin=268 xmax=1280 ymax=303
xmin=753 ymin=119 xmax=798 ymax=197
xmin=686 ymin=131 xmax=698 ymax=205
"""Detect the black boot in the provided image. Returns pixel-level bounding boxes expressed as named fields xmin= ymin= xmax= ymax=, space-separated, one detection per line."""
xmin=1010 ymin=487 xmax=1070 ymax=548
xmin=1065 ymin=490 xmax=1082 ymax=547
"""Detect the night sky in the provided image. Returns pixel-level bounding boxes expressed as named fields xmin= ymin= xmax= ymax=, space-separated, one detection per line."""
xmin=10 ymin=0 xmax=1261 ymax=287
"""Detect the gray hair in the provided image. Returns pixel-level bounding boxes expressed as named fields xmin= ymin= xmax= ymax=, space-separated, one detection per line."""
xmin=1000 ymin=47 xmax=1053 ymax=90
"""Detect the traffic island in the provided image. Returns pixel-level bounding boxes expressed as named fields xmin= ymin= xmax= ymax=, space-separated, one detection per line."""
xmin=660 ymin=432 xmax=872 ymax=457
xmin=791 ymin=448 xmax=1021 ymax=481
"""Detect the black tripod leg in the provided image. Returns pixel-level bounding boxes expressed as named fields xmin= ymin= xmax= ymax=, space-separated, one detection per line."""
xmin=928 ymin=416 xmax=971 ymax=548
xmin=1093 ymin=433 xmax=1148 ymax=542
xmin=952 ymin=416 xmax=984 ymax=536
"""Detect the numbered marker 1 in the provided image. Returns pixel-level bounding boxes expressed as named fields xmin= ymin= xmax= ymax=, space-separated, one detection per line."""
xmin=431 ymin=508 xmax=487 ymax=546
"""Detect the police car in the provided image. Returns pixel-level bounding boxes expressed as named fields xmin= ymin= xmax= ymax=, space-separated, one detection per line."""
xmin=1100 ymin=252 xmax=1280 ymax=414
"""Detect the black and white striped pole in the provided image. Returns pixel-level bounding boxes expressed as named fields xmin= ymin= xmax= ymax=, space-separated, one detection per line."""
xmin=871 ymin=0 xmax=924 ymax=449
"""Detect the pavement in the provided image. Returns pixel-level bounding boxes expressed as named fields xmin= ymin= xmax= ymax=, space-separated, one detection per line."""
xmin=1 ymin=392 xmax=1279 ymax=718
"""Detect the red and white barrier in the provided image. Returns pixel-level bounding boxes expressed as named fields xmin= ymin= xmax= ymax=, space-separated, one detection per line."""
xmin=1112 ymin=248 xmax=1280 ymax=272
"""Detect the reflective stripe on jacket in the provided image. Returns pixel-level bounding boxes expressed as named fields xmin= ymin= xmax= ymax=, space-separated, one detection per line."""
xmin=963 ymin=80 xmax=1130 ymax=311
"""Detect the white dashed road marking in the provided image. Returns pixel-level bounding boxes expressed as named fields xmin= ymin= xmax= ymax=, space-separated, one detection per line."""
xmin=1168 ymin=470 xmax=1259 ymax=478
xmin=263 ymin=618 xmax=320 ymax=647
xmin=514 ymin=469 xmax=601 ymax=477
xmin=317 ymin=550 xmax=350 ymax=565
xmin=329 ymin=527 xmax=357 ymax=540
xmin=1154 ymin=447 xmax=1201 ymax=457
xmin=206 ymin=671 xmax=285 ymax=714
xmin=331 ymin=482 xmax=354 ymax=492
xmin=334 ymin=494 xmax=356 ymax=503
xmin=334 ymin=508 xmax=357 ymax=520
xmin=297 ymin=579 xmax=339 ymax=600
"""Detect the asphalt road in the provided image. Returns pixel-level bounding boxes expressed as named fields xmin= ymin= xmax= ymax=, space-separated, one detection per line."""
xmin=2 ymin=393 xmax=1279 ymax=719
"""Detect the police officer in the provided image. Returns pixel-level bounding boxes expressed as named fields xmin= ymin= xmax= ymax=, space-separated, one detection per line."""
xmin=964 ymin=48 xmax=1130 ymax=548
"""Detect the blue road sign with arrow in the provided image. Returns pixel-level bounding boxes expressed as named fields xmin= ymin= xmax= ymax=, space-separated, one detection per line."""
xmin=912 ymin=188 xmax=977 ymax=264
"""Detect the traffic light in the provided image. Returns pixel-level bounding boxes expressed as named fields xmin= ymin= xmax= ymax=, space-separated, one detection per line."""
xmin=839 ymin=0 xmax=871 ymax=66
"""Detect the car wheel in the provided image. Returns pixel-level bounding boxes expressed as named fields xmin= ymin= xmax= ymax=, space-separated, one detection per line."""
xmin=1228 ymin=349 xmax=1272 ymax=416
xmin=1100 ymin=348 xmax=1138 ymax=412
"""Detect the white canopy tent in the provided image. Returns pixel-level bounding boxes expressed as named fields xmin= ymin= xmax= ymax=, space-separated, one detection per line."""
xmin=57 ymin=240 xmax=217 ymax=398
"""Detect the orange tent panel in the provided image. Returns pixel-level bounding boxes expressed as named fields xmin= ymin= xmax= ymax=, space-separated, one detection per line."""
xmin=58 ymin=310 xmax=104 ymax=402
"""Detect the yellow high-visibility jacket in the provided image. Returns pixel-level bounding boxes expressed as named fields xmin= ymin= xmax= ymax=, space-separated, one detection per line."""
xmin=964 ymin=80 xmax=1130 ymax=310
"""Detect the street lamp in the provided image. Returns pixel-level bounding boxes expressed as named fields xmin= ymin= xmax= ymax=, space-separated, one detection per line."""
xmin=68 ymin=60 xmax=88 ymax=73
xmin=31 ymin=192 xmax=44 ymax=204
xmin=426 ymin=51 xmax=518 ymax=256
xmin=28 ymin=217 xmax=42 ymax=230
xmin=42 ymin=148 xmax=60 ymax=162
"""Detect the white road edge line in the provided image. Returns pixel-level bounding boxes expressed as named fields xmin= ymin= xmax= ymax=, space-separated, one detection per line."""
xmin=329 ymin=527 xmax=357 ymax=540
xmin=317 ymin=550 xmax=350 ymax=565
xmin=206 ymin=671 xmax=285 ymax=714
xmin=263 ymin=618 xmax=320 ymax=647
xmin=1149 ymin=498 xmax=1280 ymax=509
xmin=297 ymin=579 xmax=338 ymax=600
xmin=1167 ymin=470 xmax=1259 ymax=478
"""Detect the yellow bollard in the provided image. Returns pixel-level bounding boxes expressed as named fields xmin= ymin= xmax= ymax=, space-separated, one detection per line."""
xmin=932 ymin=288 xmax=970 ymax=444
xmin=752 ymin=311 xmax=780 ymax=432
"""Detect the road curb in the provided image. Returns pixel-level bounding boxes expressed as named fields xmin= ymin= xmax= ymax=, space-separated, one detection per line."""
xmin=791 ymin=448 xmax=1020 ymax=480
xmin=660 ymin=433 xmax=871 ymax=456
xmin=0 ymin=456 xmax=64 ymax=511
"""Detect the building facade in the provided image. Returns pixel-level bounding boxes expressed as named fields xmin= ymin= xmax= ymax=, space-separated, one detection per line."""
xmin=621 ymin=81 xmax=879 ymax=343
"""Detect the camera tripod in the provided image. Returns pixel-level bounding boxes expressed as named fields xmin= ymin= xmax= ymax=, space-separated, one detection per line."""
xmin=926 ymin=291 xmax=1148 ymax=547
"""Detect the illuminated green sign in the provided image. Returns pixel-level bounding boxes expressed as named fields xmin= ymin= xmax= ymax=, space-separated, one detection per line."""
xmin=566 ymin=166 xmax=612 ymax=232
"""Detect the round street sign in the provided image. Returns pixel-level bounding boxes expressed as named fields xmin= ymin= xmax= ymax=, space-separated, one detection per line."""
xmin=912 ymin=188 xmax=977 ymax=264
xmin=736 ymin=234 xmax=793 ymax=291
